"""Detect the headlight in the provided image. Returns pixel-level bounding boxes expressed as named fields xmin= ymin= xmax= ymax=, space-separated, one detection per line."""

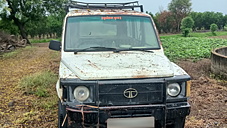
xmin=167 ymin=83 xmax=181 ymax=97
xmin=74 ymin=86 xmax=89 ymax=102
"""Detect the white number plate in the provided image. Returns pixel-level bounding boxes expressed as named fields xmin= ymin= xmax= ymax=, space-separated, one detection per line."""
xmin=107 ymin=117 xmax=155 ymax=128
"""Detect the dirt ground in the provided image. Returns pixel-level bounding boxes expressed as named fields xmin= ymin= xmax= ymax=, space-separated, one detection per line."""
xmin=178 ymin=59 xmax=227 ymax=128
xmin=0 ymin=44 xmax=59 ymax=128
xmin=0 ymin=43 xmax=226 ymax=127
xmin=209 ymin=35 xmax=227 ymax=39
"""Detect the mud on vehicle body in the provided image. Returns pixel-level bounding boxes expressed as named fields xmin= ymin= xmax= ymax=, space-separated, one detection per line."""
xmin=49 ymin=1 xmax=191 ymax=128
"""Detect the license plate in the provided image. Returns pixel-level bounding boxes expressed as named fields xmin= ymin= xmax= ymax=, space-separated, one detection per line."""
xmin=107 ymin=117 xmax=155 ymax=128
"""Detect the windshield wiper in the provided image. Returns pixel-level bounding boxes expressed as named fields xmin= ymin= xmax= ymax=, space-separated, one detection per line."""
xmin=114 ymin=48 xmax=154 ymax=53
xmin=74 ymin=47 xmax=117 ymax=54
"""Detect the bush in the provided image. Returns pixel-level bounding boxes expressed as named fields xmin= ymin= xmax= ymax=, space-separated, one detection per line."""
xmin=182 ymin=28 xmax=191 ymax=37
xmin=18 ymin=71 xmax=57 ymax=97
xmin=210 ymin=23 xmax=218 ymax=35
xmin=224 ymin=24 xmax=227 ymax=31
xmin=180 ymin=17 xmax=194 ymax=37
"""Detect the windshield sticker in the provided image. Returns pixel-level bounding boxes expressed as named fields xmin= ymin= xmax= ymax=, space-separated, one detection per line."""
xmin=101 ymin=16 xmax=122 ymax=20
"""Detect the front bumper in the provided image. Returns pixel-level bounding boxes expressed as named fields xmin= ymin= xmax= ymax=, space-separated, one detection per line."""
xmin=66 ymin=102 xmax=190 ymax=127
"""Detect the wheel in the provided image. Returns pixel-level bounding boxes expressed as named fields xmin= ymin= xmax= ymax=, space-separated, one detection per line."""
xmin=58 ymin=100 xmax=68 ymax=128
xmin=167 ymin=118 xmax=186 ymax=128
xmin=69 ymin=122 xmax=83 ymax=128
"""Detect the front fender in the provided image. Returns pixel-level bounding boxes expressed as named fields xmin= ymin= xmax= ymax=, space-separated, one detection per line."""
xmin=56 ymin=80 xmax=63 ymax=101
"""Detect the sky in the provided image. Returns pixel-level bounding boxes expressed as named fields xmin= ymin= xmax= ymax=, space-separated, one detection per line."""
xmin=78 ymin=0 xmax=227 ymax=14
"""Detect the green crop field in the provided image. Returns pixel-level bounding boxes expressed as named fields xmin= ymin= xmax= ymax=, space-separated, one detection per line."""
xmin=161 ymin=37 xmax=227 ymax=61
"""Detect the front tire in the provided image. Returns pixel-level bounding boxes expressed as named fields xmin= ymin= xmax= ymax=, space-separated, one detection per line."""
xmin=58 ymin=100 xmax=68 ymax=128
xmin=167 ymin=118 xmax=186 ymax=128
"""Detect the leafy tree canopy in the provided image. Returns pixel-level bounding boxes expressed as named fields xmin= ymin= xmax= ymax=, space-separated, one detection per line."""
xmin=1 ymin=0 xmax=66 ymax=43
xmin=156 ymin=11 xmax=176 ymax=33
xmin=190 ymin=11 xmax=226 ymax=30
xmin=168 ymin=0 xmax=192 ymax=14
xmin=168 ymin=0 xmax=192 ymax=32
xmin=181 ymin=17 xmax=194 ymax=29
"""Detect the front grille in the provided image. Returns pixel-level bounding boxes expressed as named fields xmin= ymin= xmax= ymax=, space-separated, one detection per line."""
xmin=99 ymin=83 xmax=164 ymax=106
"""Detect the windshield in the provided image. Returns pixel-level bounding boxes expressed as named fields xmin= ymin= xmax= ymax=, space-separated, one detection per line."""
xmin=64 ymin=15 xmax=160 ymax=51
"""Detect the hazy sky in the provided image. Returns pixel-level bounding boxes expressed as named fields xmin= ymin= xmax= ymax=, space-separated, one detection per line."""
xmin=78 ymin=0 xmax=227 ymax=14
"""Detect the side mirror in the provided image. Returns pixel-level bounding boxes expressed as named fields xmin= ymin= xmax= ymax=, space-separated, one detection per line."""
xmin=49 ymin=40 xmax=61 ymax=51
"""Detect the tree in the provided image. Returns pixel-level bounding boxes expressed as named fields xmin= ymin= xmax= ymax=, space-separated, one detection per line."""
xmin=1 ymin=0 xmax=65 ymax=44
xmin=190 ymin=12 xmax=226 ymax=31
xmin=210 ymin=23 xmax=218 ymax=35
xmin=223 ymin=14 xmax=227 ymax=29
xmin=201 ymin=12 xmax=223 ymax=30
xmin=168 ymin=0 xmax=192 ymax=32
xmin=0 ymin=19 xmax=19 ymax=35
xmin=224 ymin=24 xmax=227 ymax=31
xmin=47 ymin=15 xmax=64 ymax=37
xmin=26 ymin=18 xmax=48 ymax=38
xmin=189 ymin=12 xmax=203 ymax=30
xmin=156 ymin=11 xmax=176 ymax=33
xmin=0 ymin=0 xmax=10 ymax=12
xmin=180 ymin=17 xmax=194 ymax=37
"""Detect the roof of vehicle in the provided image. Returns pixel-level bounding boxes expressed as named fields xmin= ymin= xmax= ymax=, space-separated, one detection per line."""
xmin=65 ymin=1 xmax=149 ymax=17
xmin=67 ymin=9 xmax=150 ymax=17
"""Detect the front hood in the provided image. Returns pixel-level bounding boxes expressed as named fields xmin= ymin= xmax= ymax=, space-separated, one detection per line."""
xmin=61 ymin=52 xmax=174 ymax=80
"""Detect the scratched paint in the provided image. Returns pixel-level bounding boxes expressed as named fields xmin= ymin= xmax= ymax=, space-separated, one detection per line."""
xmin=58 ymin=9 xmax=188 ymax=80
xmin=59 ymin=51 xmax=188 ymax=80
xmin=67 ymin=9 xmax=147 ymax=17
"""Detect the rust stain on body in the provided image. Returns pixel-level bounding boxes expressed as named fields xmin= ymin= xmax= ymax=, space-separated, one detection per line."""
xmin=132 ymin=75 xmax=150 ymax=78
xmin=69 ymin=9 xmax=148 ymax=17
xmin=88 ymin=60 xmax=101 ymax=70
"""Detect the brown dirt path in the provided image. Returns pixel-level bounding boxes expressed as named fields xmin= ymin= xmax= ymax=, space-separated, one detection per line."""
xmin=0 ymin=44 xmax=59 ymax=128
xmin=209 ymin=35 xmax=227 ymax=39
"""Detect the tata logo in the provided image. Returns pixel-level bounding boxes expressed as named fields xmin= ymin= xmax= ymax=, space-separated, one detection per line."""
xmin=123 ymin=88 xmax=138 ymax=99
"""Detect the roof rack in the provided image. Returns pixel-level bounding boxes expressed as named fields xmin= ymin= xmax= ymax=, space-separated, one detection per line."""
xmin=66 ymin=1 xmax=144 ymax=12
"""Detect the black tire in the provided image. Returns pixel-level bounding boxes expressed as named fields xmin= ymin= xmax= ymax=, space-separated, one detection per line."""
xmin=167 ymin=118 xmax=186 ymax=128
xmin=70 ymin=122 xmax=83 ymax=128
xmin=58 ymin=100 xmax=68 ymax=128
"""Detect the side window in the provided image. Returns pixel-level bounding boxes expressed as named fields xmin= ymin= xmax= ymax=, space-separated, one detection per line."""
xmin=65 ymin=21 xmax=79 ymax=50
xmin=144 ymin=22 xmax=159 ymax=47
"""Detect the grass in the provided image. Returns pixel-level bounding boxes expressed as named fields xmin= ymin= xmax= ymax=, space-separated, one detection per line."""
xmin=31 ymin=94 xmax=58 ymax=110
xmin=30 ymin=38 xmax=60 ymax=43
xmin=15 ymin=110 xmax=40 ymax=124
xmin=1 ymin=50 xmax=20 ymax=58
xmin=18 ymin=71 xmax=58 ymax=97
xmin=1 ymin=46 xmax=34 ymax=58
xmin=189 ymin=31 xmax=227 ymax=37
xmin=36 ymin=95 xmax=58 ymax=110
xmin=18 ymin=71 xmax=59 ymax=110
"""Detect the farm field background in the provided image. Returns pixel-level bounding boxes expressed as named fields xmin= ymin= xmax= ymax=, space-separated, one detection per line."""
xmin=161 ymin=37 xmax=227 ymax=61
xmin=0 ymin=32 xmax=227 ymax=127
